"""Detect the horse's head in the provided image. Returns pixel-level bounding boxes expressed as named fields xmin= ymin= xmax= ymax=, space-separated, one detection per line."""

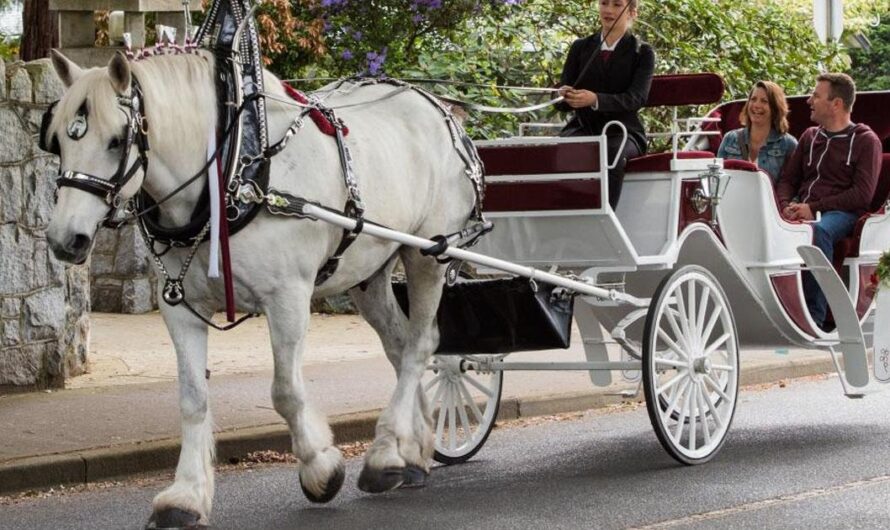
xmin=44 ymin=50 xmax=148 ymax=264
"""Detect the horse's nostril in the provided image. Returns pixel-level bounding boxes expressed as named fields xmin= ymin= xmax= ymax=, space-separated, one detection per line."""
xmin=71 ymin=234 xmax=91 ymax=253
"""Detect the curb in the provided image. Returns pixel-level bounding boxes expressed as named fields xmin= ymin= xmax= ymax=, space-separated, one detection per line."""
xmin=0 ymin=357 xmax=834 ymax=495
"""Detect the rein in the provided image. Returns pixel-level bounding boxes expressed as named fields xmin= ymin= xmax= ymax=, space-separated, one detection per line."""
xmin=270 ymin=78 xmax=565 ymax=115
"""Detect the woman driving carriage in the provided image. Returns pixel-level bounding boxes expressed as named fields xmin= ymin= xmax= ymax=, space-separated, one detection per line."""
xmin=718 ymin=81 xmax=797 ymax=182
xmin=555 ymin=0 xmax=655 ymax=209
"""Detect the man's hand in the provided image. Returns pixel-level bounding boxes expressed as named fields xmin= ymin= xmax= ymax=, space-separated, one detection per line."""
xmin=783 ymin=202 xmax=815 ymax=221
xmin=559 ymin=86 xmax=598 ymax=109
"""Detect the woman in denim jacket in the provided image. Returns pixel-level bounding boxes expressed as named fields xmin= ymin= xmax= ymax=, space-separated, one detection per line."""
xmin=718 ymin=81 xmax=797 ymax=182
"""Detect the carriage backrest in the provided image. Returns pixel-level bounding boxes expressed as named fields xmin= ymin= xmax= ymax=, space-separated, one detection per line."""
xmin=643 ymin=73 xmax=725 ymax=108
xmin=704 ymin=90 xmax=890 ymax=211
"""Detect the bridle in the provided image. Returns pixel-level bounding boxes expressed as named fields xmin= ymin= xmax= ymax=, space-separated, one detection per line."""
xmin=39 ymin=77 xmax=151 ymax=227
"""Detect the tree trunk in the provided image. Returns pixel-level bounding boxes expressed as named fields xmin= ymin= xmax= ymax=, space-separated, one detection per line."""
xmin=21 ymin=0 xmax=59 ymax=61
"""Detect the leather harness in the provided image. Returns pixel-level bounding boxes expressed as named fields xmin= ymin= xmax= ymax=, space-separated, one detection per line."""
xmin=38 ymin=0 xmax=487 ymax=330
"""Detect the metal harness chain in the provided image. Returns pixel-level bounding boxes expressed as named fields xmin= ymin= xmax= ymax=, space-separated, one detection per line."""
xmin=141 ymin=219 xmax=256 ymax=331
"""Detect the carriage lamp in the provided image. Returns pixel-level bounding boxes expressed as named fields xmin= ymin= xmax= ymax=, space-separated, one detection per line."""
xmin=691 ymin=163 xmax=731 ymax=224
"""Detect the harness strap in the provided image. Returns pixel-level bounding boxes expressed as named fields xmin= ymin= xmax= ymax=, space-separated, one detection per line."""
xmin=313 ymin=107 xmax=366 ymax=286
xmin=183 ymin=299 xmax=258 ymax=331
xmin=315 ymin=204 xmax=364 ymax=286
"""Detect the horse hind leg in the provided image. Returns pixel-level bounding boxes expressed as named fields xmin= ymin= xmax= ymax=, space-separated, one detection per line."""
xmin=265 ymin=282 xmax=345 ymax=504
xmin=349 ymin=257 xmax=407 ymax=374
xmin=352 ymin=251 xmax=442 ymax=493
xmin=148 ymin=305 xmax=215 ymax=528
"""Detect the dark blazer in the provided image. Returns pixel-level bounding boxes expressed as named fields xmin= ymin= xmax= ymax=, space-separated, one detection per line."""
xmin=556 ymin=32 xmax=655 ymax=153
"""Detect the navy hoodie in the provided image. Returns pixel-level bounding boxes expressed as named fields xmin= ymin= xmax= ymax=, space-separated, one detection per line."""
xmin=776 ymin=123 xmax=882 ymax=215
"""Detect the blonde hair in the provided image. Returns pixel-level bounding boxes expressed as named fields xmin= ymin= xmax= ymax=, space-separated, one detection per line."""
xmin=739 ymin=80 xmax=790 ymax=134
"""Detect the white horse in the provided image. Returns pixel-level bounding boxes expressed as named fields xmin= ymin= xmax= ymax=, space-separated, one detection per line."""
xmin=45 ymin=49 xmax=477 ymax=527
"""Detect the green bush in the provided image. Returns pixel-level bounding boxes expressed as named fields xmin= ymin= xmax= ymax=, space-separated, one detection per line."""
xmin=0 ymin=34 xmax=19 ymax=61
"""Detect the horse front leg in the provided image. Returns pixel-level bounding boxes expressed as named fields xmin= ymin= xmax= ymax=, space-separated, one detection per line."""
xmin=148 ymin=304 xmax=215 ymax=529
xmin=265 ymin=284 xmax=346 ymax=503
xmin=355 ymin=252 xmax=441 ymax=492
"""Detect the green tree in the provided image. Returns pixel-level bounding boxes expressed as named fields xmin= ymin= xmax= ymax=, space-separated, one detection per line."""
xmin=849 ymin=14 xmax=890 ymax=90
xmin=386 ymin=0 xmax=846 ymax=138
xmin=265 ymin=0 xmax=849 ymax=138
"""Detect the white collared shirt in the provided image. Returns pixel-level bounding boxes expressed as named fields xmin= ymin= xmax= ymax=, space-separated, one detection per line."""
xmin=601 ymin=38 xmax=620 ymax=51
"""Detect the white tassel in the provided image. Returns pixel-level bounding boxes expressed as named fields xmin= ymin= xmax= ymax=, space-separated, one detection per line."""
xmin=207 ymin=131 xmax=221 ymax=278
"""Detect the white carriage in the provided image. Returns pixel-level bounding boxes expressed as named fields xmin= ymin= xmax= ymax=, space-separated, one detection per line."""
xmin=407 ymin=73 xmax=890 ymax=465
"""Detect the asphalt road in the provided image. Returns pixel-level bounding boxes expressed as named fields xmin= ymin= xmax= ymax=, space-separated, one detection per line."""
xmin=2 ymin=376 xmax=890 ymax=530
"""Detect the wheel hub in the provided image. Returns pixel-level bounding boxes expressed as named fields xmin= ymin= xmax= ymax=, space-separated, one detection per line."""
xmin=693 ymin=356 xmax=712 ymax=375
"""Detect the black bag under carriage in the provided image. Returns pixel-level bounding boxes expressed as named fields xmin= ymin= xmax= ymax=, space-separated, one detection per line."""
xmin=391 ymin=277 xmax=574 ymax=354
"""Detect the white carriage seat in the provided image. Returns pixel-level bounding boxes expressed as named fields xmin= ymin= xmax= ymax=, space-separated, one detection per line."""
xmin=475 ymin=137 xmax=642 ymax=271
xmin=827 ymin=152 xmax=890 ymax=322
xmin=617 ymin=151 xmax=724 ymax=258
xmin=716 ymin=160 xmax=812 ymax=268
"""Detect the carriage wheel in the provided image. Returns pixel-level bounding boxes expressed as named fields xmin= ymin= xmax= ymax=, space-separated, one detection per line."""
xmin=423 ymin=355 xmax=503 ymax=465
xmin=642 ymin=265 xmax=739 ymax=465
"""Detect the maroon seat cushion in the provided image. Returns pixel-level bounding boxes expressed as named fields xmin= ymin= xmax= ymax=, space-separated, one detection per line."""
xmin=644 ymin=74 xmax=724 ymax=108
xmin=869 ymin=153 xmax=890 ymax=212
xmin=723 ymin=159 xmax=759 ymax=172
xmin=484 ymin=179 xmax=602 ymax=212
xmin=478 ymin=142 xmax=601 ymax=176
xmin=625 ymin=151 xmax=715 ymax=173
xmin=833 ymin=154 xmax=890 ymax=266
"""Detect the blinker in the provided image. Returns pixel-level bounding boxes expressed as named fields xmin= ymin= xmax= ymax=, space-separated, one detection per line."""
xmin=38 ymin=100 xmax=60 ymax=155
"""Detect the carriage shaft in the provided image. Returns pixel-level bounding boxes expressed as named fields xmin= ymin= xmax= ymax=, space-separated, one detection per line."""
xmin=302 ymin=204 xmax=647 ymax=306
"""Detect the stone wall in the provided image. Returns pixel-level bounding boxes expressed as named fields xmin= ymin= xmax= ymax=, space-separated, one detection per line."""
xmin=90 ymin=225 xmax=157 ymax=313
xmin=0 ymin=59 xmax=90 ymax=392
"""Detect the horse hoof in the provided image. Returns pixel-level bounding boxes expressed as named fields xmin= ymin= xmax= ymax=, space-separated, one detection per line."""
xmin=357 ymin=465 xmax=406 ymax=493
xmin=399 ymin=464 xmax=429 ymax=489
xmin=145 ymin=508 xmax=206 ymax=529
xmin=300 ymin=461 xmax=346 ymax=503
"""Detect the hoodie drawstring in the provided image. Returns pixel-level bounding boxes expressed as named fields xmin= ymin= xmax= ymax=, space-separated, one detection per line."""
xmin=807 ymin=130 xmax=821 ymax=166
xmin=846 ymin=132 xmax=856 ymax=166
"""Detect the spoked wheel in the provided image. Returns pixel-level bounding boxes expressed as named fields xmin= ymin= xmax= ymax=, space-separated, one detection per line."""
xmin=642 ymin=265 xmax=739 ymax=465
xmin=423 ymin=355 xmax=503 ymax=465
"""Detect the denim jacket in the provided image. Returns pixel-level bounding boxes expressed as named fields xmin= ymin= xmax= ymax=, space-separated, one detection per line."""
xmin=717 ymin=127 xmax=797 ymax=182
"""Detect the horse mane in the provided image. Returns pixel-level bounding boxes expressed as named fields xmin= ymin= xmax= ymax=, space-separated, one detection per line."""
xmin=50 ymin=50 xmax=218 ymax=155
xmin=129 ymin=51 xmax=218 ymax=148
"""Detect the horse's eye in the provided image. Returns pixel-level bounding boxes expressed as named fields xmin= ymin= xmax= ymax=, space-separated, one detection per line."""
xmin=108 ymin=137 xmax=122 ymax=150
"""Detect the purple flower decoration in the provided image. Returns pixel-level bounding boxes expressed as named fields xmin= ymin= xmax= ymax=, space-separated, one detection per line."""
xmin=366 ymin=48 xmax=387 ymax=76
xmin=341 ymin=49 xmax=353 ymax=60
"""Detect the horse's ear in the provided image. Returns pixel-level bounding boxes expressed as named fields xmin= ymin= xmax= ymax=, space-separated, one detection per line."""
xmin=50 ymin=49 xmax=84 ymax=88
xmin=108 ymin=52 xmax=132 ymax=95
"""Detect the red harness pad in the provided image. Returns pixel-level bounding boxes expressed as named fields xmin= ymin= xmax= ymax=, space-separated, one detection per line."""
xmin=281 ymin=82 xmax=348 ymax=137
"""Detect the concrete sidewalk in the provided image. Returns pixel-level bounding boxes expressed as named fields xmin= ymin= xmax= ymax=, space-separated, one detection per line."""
xmin=0 ymin=313 xmax=835 ymax=494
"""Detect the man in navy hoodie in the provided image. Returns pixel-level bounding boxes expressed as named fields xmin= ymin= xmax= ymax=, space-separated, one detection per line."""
xmin=777 ymin=72 xmax=882 ymax=330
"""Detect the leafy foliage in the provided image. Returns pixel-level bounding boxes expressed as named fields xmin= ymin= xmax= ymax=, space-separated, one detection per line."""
xmin=877 ymin=250 xmax=890 ymax=287
xmin=849 ymin=12 xmax=890 ymax=90
xmin=764 ymin=0 xmax=888 ymax=35
xmin=0 ymin=34 xmax=18 ymax=60
xmin=257 ymin=0 xmax=850 ymax=138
